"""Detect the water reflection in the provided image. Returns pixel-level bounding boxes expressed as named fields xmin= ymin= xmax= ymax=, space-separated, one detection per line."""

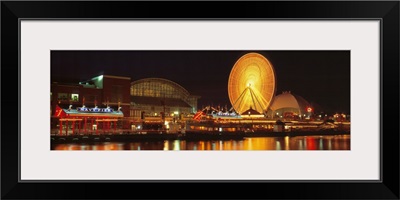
xmin=53 ymin=142 xmax=125 ymax=150
xmin=298 ymin=140 xmax=303 ymax=150
xmin=52 ymin=135 xmax=350 ymax=150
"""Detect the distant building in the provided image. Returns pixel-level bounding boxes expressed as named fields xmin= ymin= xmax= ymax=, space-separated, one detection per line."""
xmin=51 ymin=75 xmax=131 ymax=114
xmin=130 ymin=78 xmax=200 ymax=119
xmin=51 ymin=75 xmax=132 ymax=129
xmin=266 ymin=91 xmax=312 ymax=119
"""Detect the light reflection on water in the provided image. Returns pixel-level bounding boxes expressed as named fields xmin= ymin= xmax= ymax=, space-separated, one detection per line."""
xmin=52 ymin=135 xmax=350 ymax=150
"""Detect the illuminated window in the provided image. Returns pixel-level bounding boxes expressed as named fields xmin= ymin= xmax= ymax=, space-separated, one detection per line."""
xmin=71 ymin=94 xmax=79 ymax=102
xmin=131 ymin=80 xmax=187 ymax=99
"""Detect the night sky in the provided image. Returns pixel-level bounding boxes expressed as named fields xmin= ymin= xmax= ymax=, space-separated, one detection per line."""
xmin=51 ymin=51 xmax=350 ymax=114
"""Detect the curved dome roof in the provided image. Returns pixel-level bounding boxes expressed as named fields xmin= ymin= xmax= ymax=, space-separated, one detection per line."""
xmin=130 ymin=78 xmax=190 ymax=99
xmin=269 ymin=91 xmax=310 ymax=114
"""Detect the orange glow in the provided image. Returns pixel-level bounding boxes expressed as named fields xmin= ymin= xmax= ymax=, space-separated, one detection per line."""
xmin=53 ymin=143 xmax=124 ymax=150
xmin=228 ymin=53 xmax=276 ymax=114
xmin=52 ymin=135 xmax=350 ymax=150
xmin=306 ymin=137 xmax=317 ymax=150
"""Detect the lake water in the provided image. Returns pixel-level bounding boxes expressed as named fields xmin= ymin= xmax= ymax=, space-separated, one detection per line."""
xmin=52 ymin=135 xmax=350 ymax=150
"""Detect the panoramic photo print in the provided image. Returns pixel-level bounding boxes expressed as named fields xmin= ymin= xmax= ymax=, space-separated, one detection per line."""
xmin=50 ymin=51 xmax=350 ymax=150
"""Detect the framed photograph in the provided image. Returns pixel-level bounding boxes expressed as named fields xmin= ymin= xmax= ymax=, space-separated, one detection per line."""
xmin=2 ymin=1 xmax=399 ymax=199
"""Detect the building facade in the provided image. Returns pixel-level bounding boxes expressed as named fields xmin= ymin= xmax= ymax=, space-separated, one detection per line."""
xmin=130 ymin=78 xmax=200 ymax=119
xmin=51 ymin=75 xmax=132 ymax=129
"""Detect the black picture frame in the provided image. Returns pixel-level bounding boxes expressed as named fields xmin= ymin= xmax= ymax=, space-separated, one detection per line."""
xmin=1 ymin=1 xmax=399 ymax=199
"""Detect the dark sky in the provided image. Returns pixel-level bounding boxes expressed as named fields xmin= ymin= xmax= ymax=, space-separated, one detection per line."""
xmin=51 ymin=51 xmax=350 ymax=114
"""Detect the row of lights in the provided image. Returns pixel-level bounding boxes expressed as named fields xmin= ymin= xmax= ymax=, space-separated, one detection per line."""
xmin=152 ymin=111 xmax=180 ymax=117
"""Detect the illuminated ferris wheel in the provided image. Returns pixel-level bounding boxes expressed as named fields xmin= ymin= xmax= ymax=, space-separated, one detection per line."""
xmin=228 ymin=53 xmax=276 ymax=116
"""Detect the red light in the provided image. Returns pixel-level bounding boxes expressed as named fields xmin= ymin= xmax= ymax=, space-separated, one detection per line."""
xmin=307 ymin=107 xmax=313 ymax=112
